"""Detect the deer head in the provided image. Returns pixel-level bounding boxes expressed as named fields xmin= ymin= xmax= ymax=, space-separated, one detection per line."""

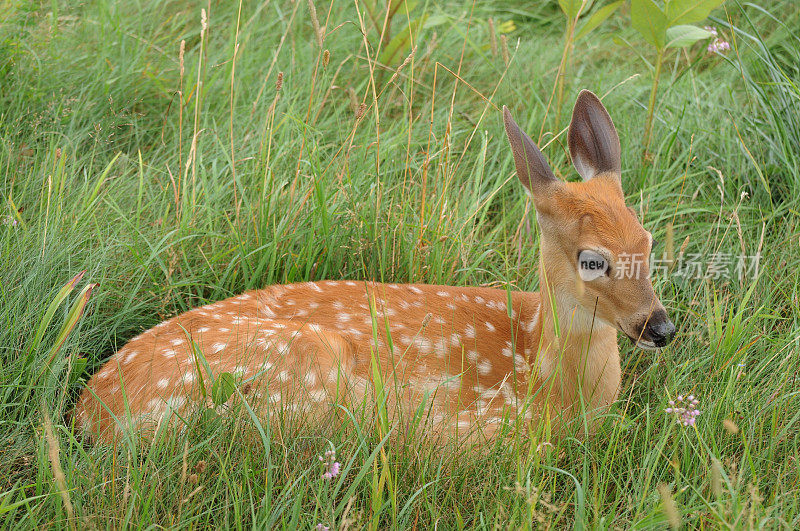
xmin=503 ymin=90 xmax=675 ymax=349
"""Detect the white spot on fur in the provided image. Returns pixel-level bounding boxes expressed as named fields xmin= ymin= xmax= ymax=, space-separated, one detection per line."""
xmin=485 ymin=322 xmax=496 ymax=332
xmin=166 ymin=396 xmax=186 ymax=410
xmin=450 ymin=333 xmax=461 ymax=346
xmin=211 ymin=342 xmax=226 ymax=353
xmin=413 ymin=337 xmax=434 ymax=354
xmin=465 ymin=324 xmax=476 ymax=339
xmin=156 ymin=378 xmax=170 ymax=390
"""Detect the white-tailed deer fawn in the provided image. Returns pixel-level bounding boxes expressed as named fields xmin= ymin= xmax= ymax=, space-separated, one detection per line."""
xmin=75 ymin=90 xmax=675 ymax=442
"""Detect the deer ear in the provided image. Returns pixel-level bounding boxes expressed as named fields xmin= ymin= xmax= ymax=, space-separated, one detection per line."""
xmin=568 ymin=90 xmax=621 ymax=181
xmin=503 ymin=106 xmax=558 ymax=194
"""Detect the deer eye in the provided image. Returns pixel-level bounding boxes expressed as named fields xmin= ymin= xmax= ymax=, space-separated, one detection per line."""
xmin=577 ymin=250 xmax=609 ymax=281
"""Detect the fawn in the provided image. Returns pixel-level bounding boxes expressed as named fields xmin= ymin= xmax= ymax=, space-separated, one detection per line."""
xmin=75 ymin=90 xmax=675 ymax=443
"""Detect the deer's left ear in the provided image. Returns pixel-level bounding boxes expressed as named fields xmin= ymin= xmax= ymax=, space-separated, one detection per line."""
xmin=568 ymin=90 xmax=621 ymax=181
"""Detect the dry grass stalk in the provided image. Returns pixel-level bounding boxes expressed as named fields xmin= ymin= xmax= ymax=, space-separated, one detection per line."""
xmin=658 ymin=483 xmax=681 ymax=530
xmin=355 ymin=102 xmax=366 ymax=121
xmin=307 ymin=0 xmax=323 ymax=47
xmin=43 ymin=405 xmax=76 ymax=531
xmin=386 ymin=46 xmax=416 ymax=87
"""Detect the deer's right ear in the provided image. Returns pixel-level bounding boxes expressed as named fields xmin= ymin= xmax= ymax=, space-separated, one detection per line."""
xmin=503 ymin=106 xmax=558 ymax=194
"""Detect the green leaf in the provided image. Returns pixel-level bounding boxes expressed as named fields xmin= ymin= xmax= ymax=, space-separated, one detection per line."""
xmin=200 ymin=407 xmax=219 ymax=424
xmin=389 ymin=0 xmax=418 ymax=18
xmin=630 ymin=0 xmax=668 ymax=49
xmin=575 ymin=0 xmax=624 ymax=40
xmin=558 ymin=0 xmax=584 ymax=19
xmin=68 ymin=356 xmax=88 ymax=387
xmin=423 ymin=14 xmax=448 ymax=29
xmin=37 ymin=282 xmax=97 ymax=385
xmin=666 ymin=0 xmax=725 ymax=25
xmin=28 ymin=271 xmax=85 ymax=361
xmin=665 ymin=24 xmax=714 ymax=48
xmin=211 ymin=372 xmax=237 ymax=406
xmin=379 ymin=13 xmax=427 ymax=66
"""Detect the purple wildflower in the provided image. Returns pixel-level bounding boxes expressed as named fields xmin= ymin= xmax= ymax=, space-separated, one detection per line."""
xmin=703 ymin=26 xmax=718 ymax=37
xmin=316 ymin=525 xmax=330 ymax=531
xmin=665 ymin=394 xmax=701 ymax=427
xmin=708 ymin=38 xmax=730 ymax=54
xmin=319 ymin=449 xmax=341 ymax=480
xmin=1 ymin=215 xmax=18 ymax=226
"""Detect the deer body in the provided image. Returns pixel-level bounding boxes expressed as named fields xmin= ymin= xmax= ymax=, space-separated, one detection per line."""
xmin=76 ymin=280 xmax=621 ymax=442
xmin=75 ymin=91 xmax=674 ymax=443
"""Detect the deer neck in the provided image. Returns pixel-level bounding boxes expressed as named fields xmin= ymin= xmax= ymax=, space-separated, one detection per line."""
xmin=530 ymin=250 xmax=621 ymax=412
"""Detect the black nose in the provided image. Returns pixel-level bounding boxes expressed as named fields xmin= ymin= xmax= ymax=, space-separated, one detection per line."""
xmin=644 ymin=310 xmax=676 ymax=347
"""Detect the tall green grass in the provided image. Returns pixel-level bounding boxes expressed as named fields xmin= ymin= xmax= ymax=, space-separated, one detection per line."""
xmin=1 ymin=0 xmax=798 ymax=527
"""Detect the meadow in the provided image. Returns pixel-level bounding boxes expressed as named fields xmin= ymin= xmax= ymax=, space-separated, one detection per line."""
xmin=1 ymin=0 xmax=799 ymax=528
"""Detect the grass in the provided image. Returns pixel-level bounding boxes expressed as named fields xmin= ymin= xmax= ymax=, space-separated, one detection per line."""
xmin=1 ymin=0 xmax=799 ymax=527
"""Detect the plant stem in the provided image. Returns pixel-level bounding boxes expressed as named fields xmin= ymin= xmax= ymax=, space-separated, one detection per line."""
xmin=539 ymin=14 xmax=577 ymax=143
xmin=555 ymin=18 xmax=577 ymax=131
xmin=643 ymin=49 xmax=664 ymax=158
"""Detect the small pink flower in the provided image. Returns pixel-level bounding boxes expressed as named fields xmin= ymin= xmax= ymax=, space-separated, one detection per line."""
xmin=316 ymin=525 xmax=330 ymax=531
xmin=708 ymin=37 xmax=730 ymax=54
xmin=319 ymin=448 xmax=341 ymax=480
xmin=665 ymin=394 xmax=701 ymax=427
xmin=704 ymin=26 xmax=718 ymax=37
